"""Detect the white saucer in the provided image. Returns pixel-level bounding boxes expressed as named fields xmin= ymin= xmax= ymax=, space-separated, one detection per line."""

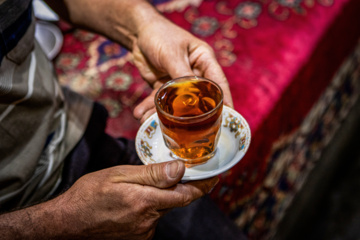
xmin=135 ymin=106 xmax=251 ymax=181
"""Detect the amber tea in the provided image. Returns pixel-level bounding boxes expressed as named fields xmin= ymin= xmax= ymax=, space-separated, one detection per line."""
xmin=155 ymin=76 xmax=223 ymax=165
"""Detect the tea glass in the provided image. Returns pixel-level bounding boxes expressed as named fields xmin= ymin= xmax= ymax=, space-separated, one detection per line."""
xmin=155 ymin=76 xmax=223 ymax=166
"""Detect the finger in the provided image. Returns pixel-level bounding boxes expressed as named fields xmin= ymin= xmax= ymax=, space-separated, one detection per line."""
xmin=152 ymin=176 xmax=220 ymax=210
xmin=133 ymin=43 xmax=159 ymax=83
xmin=190 ymin=43 xmax=234 ymax=108
xmin=195 ymin=62 xmax=234 ymax=108
xmin=163 ymin=49 xmax=194 ymax=79
xmin=133 ymin=81 xmax=166 ymax=122
xmin=110 ymin=160 xmax=186 ymax=189
xmin=133 ymin=92 xmax=156 ymax=122
xmin=140 ymin=108 xmax=156 ymax=124
xmin=217 ymin=81 xmax=234 ymax=109
xmin=203 ymin=66 xmax=233 ymax=108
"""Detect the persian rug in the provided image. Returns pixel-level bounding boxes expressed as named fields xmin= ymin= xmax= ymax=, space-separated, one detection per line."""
xmin=54 ymin=0 xmax=360 ymax=238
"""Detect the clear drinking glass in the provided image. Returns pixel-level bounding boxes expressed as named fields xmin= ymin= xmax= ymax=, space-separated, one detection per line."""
xmin=155 ymin=76 xmax=223 ymax=166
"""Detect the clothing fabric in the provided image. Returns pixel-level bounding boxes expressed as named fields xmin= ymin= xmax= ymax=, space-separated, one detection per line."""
xmin=0 ymin=0 xmax=32 ymax=64
xmin=55 ymin=102 xmax=141 ymax=194
xmin=0 ymin=0 xmax=92 ymax=210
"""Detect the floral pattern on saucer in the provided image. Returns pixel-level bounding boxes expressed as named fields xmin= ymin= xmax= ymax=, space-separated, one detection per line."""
xmin=136 ymin=118 xmax=160 ymax=165
xmin=223 ymin=110 xmax=251 ymax=152
xmin=137 ymin=119 xmax=159 ymax=163
xmin=144 ymin=120 xmax=158 ymax=139
xmin=139 ymin=139 xmax=156 ymax=163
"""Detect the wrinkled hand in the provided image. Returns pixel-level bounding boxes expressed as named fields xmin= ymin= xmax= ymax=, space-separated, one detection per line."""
xmin=132 ymin=16 xmax=233 ymax=123
xmin=56 ymin=160 xmax=218 ymax=240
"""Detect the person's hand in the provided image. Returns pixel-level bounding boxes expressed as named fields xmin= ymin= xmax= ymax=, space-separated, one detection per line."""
xmin=132 ymin=16 xmax=233 ymax=123
xmin=55 ymin=160 xmax=218 ymax=239
xmin=45 ymin=0 xmax=231 ymax=123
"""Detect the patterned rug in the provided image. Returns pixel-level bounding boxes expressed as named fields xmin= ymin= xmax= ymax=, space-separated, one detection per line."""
xmin=54 ymin=0 xmax=360 ymax=238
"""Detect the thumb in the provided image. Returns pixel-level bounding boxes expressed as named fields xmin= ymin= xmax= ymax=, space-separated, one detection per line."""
xmin=111 ymin=160 xmax=185 ymax=189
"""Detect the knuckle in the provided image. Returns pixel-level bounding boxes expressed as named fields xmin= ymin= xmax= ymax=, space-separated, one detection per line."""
xmin=141 ymin=200 xmax=152 ymax=212
xmin=133 ymin=197 xmax=150 ymax=213
xmin=144 ymin=167 xmax=156 ymax=184
xmin=145 ymin=164 xmax=162 ymax=184
xmin=134 ymin=189 xmax=157 ymax=212
xmin=98 ymin=183 xmax=113 ymax=196
xmin=181 ymin=194 xmax=193 ymax=207
xmin=201 ymin=42 xmax=214 ymax=53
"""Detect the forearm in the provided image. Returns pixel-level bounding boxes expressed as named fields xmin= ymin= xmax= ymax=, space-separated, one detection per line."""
xmin=0 ymin=196 xmax=78 ymax=239
xmin=45 ymin=0 xmax=165 ymax=50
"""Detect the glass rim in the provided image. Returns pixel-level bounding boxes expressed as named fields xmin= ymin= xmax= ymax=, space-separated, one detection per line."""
xmin=154 ymin=76 xmax=224 ymax=121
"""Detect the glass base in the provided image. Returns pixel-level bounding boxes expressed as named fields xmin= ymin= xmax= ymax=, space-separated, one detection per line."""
xmin=169 ymin=148 xmax=217 ymax=167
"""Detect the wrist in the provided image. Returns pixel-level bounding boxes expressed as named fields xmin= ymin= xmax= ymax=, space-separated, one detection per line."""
xmin=127 ymin=0 xmax=164 ymax=35
xmin=111 ymin=0 xmax=166 ymax=50
xmin=0 ymin=197 xmax=68 ymax=239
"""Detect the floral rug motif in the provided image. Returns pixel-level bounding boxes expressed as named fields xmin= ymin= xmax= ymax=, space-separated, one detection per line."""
xmin=55 ymin=0 xmax=360 ymax=238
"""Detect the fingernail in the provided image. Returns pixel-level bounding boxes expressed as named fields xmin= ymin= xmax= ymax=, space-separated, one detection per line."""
xmin=166 ymin=161 xmax=180 ymax=179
